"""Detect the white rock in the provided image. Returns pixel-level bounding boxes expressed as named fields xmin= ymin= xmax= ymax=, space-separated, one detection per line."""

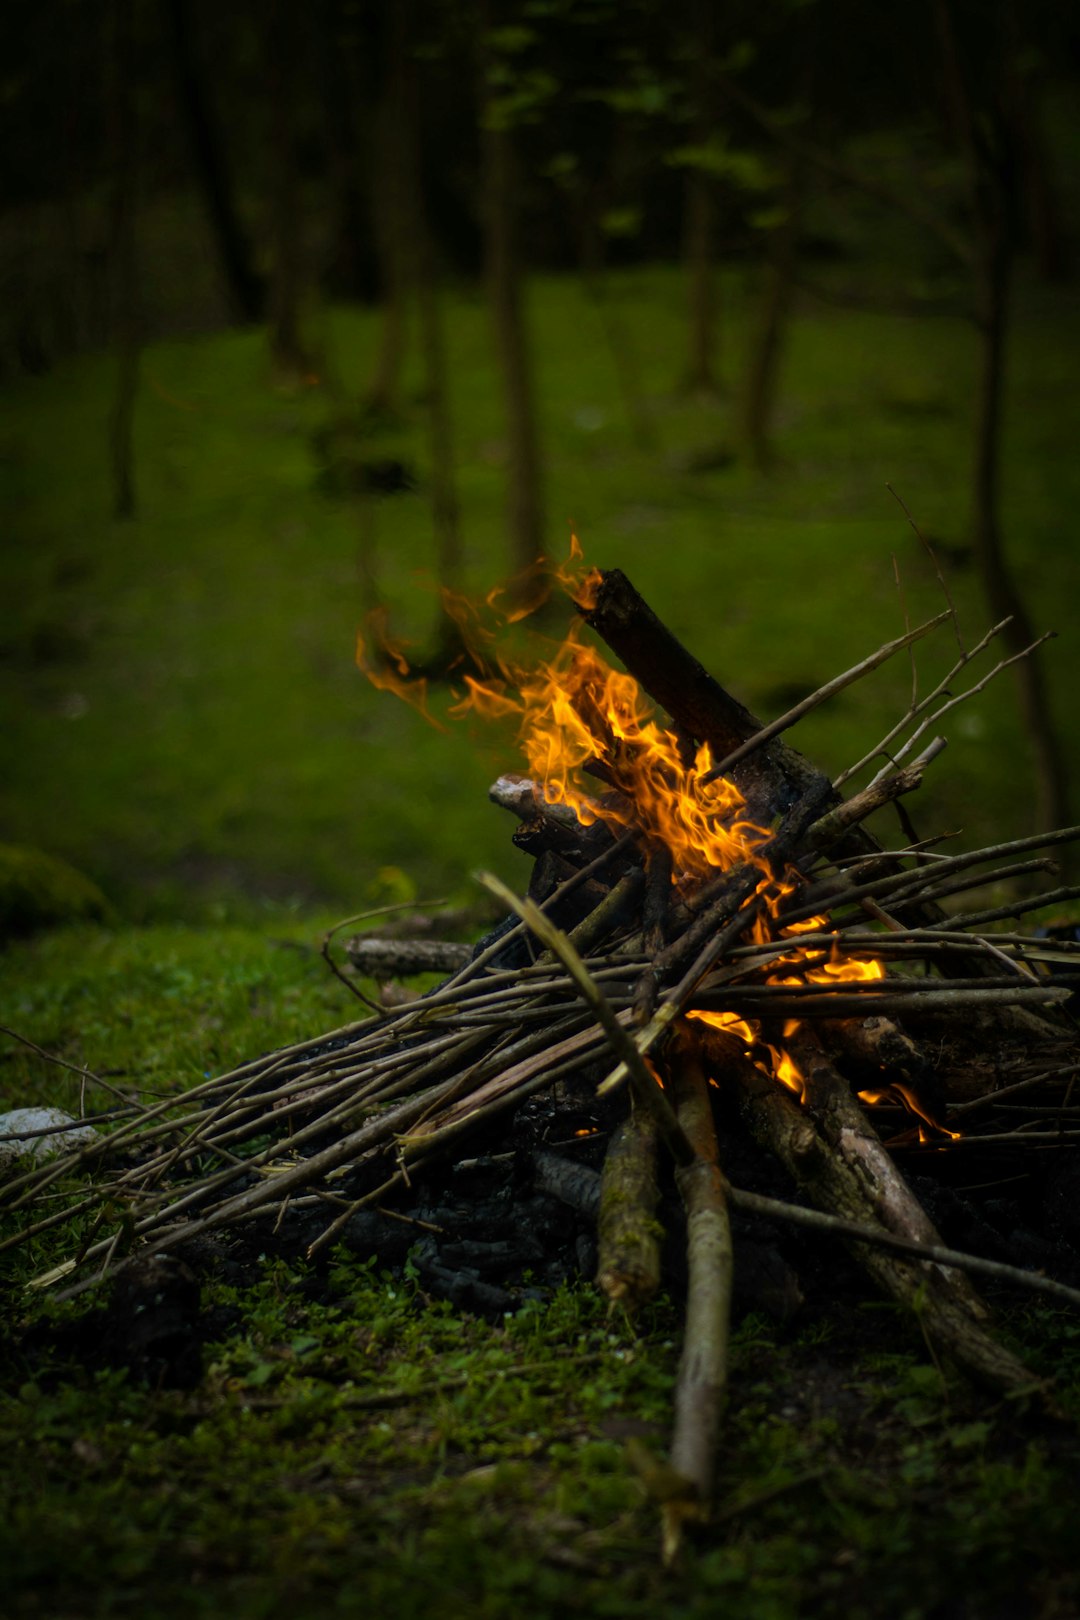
xmin=0 ymin=1107 xmax=99 ymax=1177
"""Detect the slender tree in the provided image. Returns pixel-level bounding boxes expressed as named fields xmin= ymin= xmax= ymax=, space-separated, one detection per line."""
xmin=934 ymin=0 xmax=1068 ymax=832
xmin=264 ymin=0 xmax=314 ymax=378
xmin=738 ymin=156 xmax=801 ymax=472
xmin=400 ymin=1 xmax=465 ymax=654
xmin=166 ymin=0 xmax=265 ymax=325
xmin=108 ymin=0 xmax=139 ymax=520
xmin=720 ymin=0 xmax=1070 ymax=832
xmin=316 ymin=0 xmax=378 ymax=302
xmin=679 ymin=0 xmax=722 ymax=398
xmin=365 ymin=3 xmax=411 ymax=416
xmin=479 ymin=6 xmax=546 ymax=578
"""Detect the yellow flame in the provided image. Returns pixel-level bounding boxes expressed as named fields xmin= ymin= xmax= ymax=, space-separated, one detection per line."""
xmin=686 ymin=1009 xmax=757 ymax=1045
xmin=448 ymin=675 xmax=522 ymax=722
xmin=769 ymin=1047 xmax=806 ymax=1102
xmin=857 ymin=1083 xmax=961 ymax=1140
xmin=361 ymin=537 xmax=892 ymax=1109
xmin=355 ymin=613 xmax=446 ymax=732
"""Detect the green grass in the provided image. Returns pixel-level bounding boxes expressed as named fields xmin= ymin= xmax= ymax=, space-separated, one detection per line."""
xmin=2 ymin=263 xmax=1078 ymax=922
xmin=3 ymin=262 xmax=1080 ymax=1616
xmin=0 ymin=920 xmax=350 ymax=1120
xmin=3 ymin=1246 xmax=1079 ymax=1619
xmin=2 ymin=921 xmax=1080 ymax=1619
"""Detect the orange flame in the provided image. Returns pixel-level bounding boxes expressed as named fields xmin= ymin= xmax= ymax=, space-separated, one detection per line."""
xmin=857 ymin=1083 xmax=961 ymax=1141
xmin=686 ymin=1009 xmax=758 ymax=1046
xmin=360 ymin=536 xmax=891 ymax=1106
xmin=804 ymin=934 xmax=885 ymax=986
xmin=356 ymin=612 xmax=446 ymax=732
xmin=449 ymin=675 xmax=522 ymax=722
xmin=509 ymin=636 xmax=769 ymax=882
xmin=770 ymin=1047 xmax=806 ymax=1102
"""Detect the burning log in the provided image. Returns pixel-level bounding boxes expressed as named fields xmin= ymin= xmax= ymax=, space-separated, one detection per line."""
xmin=6 ymin=547 xmax=1080 ymax=1559
xmin=581 ymin=568 xmax=839 ymax=822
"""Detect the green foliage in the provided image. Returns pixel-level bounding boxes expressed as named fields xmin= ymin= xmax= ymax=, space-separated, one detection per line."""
xmin=666 ymin=139 xmax=780 ymax=192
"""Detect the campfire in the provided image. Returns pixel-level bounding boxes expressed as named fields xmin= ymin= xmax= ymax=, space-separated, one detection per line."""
xmin=5 ymin=545 xmax=1080 ymax=1557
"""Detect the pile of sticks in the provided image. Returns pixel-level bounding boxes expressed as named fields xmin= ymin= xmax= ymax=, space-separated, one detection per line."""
xmin=4 ymin=566 xmax=1080 ymax=1558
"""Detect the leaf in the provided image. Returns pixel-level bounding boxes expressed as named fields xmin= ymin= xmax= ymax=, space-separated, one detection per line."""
xmin=486 ymin=25 xmax=537 ymax=55
xmin=749 ymin=205 xmax=791 ymax=232
xmin=600 ymin=207 xmax=642 ymax=240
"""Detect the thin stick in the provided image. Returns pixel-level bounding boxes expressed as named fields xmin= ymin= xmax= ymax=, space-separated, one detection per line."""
xmin=0 ymin=1025 xmax=143 ymax=1111
xmin=689 ymin=985 xmax=1068 ymax=1019
xmin=886 ymin=484 xmax=964 ymax=652
xmin=477 ymin=872 xmax=695 ymax=1165
xmin=596 ymin=1104 xmax=663 ymax=1313
xmin=927 ymin=886 xmax=1080 ymax=933
xmin=663 ymin=1044 xmax=734 ymax=1564
xmin=782 ymin=826 xmax=1080 ymax=928
xmin=804 ymin=740 xmax=946 ymax=854
xmin=438 ymin=832 xmax=638 ymax=993
xmin=699 ymin=612 xmax=952 ymax=784
xmin=727 ymin=1187 xmax=1080 ymax=1310
xmin=866 ymin=632 xmax=1056 ymax=790
xmin=835 ymin=616 xmax=1012 ymax=789
xmin=951 ymin=1064 xmax=1080 ymax=1118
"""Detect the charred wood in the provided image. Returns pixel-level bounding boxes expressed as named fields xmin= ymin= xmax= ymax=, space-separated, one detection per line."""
xmin=532 ymin=1151 xmax=602 ymax=1220
xmin=821 ymin=1013 xmax=948 ymax=1125
xmin=582 ymin=567 xmax=827 ymax=824
xmin=580 ymin=569 xmax=1043 ymax=989
xmin=723 ymin=1037 xmax=1044 ymax=1399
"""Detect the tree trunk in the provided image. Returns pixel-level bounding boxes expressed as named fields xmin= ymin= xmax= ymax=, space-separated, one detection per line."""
xmin=935 ymin=0 xmax=1070 ymax=835
xmin=417 ymin=246 xmax=462 ymax=596
xmin=484 ymin=123 xmax=545 ymax=576
xmin=479 ymin=17 xmax=545 ymax=581
xmin=265 ymin=0 xmax=312 ymax=378
xmin=680 ymin=0 xmax=722 ymax=398
xmin=365 ymin=5 xmax=410 ymax=416
xmin=739 ymin=163 xmax=800 ymax=473
xmin=578 ymin=257 xmax=656 ymax=455
xmin=108 ymin=0 xmax=139 ymax=520
xmin=1012 ymin=68 xmax=1070 ymax=283
xmin=682 ymin=165 xmax=719 ymax=397
xmin=166 ymin=0 xmax=265 ymax=325
xmin=316 ymin=0 xmax=377 ymax=302
xmin=571 ymin=158 xmax=656 ymax=452
xmin=970 ymin=222 xmax=1068 ymax=833
xmin=680 ymin=0 xmax=721 ymax=397
xmin=398 ymin=12 xmax=464 ymax=658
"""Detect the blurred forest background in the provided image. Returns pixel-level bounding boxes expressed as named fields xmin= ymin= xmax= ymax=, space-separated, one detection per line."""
xmin=2 ymin=0 xmax=1079 ymax=926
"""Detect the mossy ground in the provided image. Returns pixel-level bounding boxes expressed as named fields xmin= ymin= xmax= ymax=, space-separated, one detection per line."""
xmin=3 ymin=260 xmax=1080 ymax=1615
xmin=2 ymin=924 xmax=1080 ymax=1619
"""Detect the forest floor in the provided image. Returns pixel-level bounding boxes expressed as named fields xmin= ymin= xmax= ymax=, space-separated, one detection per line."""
xmin=2 ymin=263 xmax=1079 ymax=918
xmin=3 ymin=262 xmax=1080 ymax=1616
xmin=3 ymin=923 xmax=1080 ymax=1620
